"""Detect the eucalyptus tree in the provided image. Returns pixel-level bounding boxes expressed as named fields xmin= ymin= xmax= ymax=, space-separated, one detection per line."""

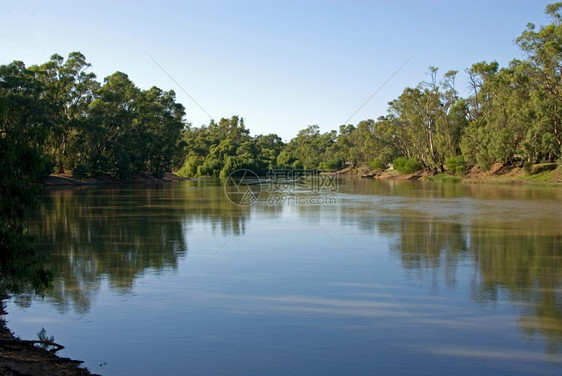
xmin=29 ymin=52 xmax=99 ymax=173
xmin=284 ymin=125 xmax=337 ymax=170
xmin=387 ymin=67 xmax=467 ymax=172
xmin=516 ymin=2 xmax=562 ymax=161
xmin=135 ymin=87 xmax=185 ymax=176
xmin=86 ymin=71 xmax=141 ymax=177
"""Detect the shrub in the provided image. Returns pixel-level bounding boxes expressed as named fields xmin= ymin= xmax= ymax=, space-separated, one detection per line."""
xmin=318 ymin=159 xmax=343 ymax=170
xmin=523 ymin=161 xmax=533 ymax=174
xmin=72 ymin=163 xmax=90 ymax=179
xmin=445 ymin=156 xmax=466 ymax=176
xmin=368 ymin=159 xmax=387 ymax=171
xmin=291 ymin=160 xmax=304 ymax=169
xmin=393 ymin=157 xmax=422 ymax=174
xmin=176 ymin=156 xmax=201 ymax=177
xmin=117 ymin=152 xmax=132 ymax=179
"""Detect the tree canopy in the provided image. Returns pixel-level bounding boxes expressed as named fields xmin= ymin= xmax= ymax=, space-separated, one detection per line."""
xmin=176 ymin=3 xmax=562 ymax=177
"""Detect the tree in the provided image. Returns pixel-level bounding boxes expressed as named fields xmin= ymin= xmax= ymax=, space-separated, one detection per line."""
xmin=284 ymin=125 xmax=336 ymax=169
xmin=86 ymin=72 xmax=140 ymax=177
xmin=516 ymin=3 xmax=562 ymax=161
xmin=0 ymin=61 xmax=52 ymax=293
xmin=178 ymin=116 xmax=271 ymax=177
xmin=135 ymin=87 xmax=185 ymax=176
xmin=387 ymin=67 xmax=467 ymax=172
xmin=29 ymin=52 xmax=99 ymax=173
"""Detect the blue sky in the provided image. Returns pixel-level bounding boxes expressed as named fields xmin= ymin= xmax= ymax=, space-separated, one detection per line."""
xmin=0 ymin=0 xmax=555 ymax=140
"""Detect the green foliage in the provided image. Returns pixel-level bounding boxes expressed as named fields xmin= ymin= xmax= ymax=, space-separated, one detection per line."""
xmin=368 ymin=158 xmax=387 ymax=171
xmin=291 ymin=160 xmax=304 ymax=169
xmin=445 ymin=156 xmax=466 ymax=176
xmin=276 ymin=150 xmax=295 ymax=169
xmin=1 ymin=53 xmax=187 ymax=179
xmin=177 ymin=116 xmax=285 ymax=177
xmin=318 ymin=159 xmax=343 ymax=170
xmin=425 ymin=174 xmax=462 ymax=183
xmin=384 ymin=68 xmax=469 ymax=173
xmin=524 ymin=162 xmax=534 ymax=174
xmin=2 ymin=0 xmax=562 ymax=224
xmin=393 ymin=157 xmax=422 ymax=174
xmin=71 ymin=163 xmax=90 ymax=179
xmin=283 ymin=125 xmax=336 ymax=170
xmin=176 ymin=156 xmax=201 ymax=177
xmin=459 ymin=4 xmax=562 ymax=170
xmin=0 ymin=63 xmax=53 ymax=294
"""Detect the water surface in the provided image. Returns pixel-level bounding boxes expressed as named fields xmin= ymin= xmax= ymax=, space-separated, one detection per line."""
xmin=6 ymin=178 xmax=562 ymax=375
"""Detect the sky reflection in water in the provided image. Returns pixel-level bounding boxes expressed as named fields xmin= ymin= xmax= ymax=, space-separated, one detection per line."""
xmin=6 ymin=178 xmax=562 ymax=375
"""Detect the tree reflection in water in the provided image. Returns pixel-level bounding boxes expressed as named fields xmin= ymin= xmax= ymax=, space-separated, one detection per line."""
xmin=336 ymin=178 xmax=562 ymax=357
xmin=15 ymin=179 xmax=562 ymax=358
xmin=25 ymin=181 xmax=256 ymax=314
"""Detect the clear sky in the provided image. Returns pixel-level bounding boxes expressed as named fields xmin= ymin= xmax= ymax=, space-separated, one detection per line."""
xmin=0 ymin=0 xmax=556 ymax=141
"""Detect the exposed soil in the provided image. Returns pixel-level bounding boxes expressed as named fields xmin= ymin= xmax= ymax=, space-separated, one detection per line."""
xmin=0 ymin=298 xmax=98 ymax=376
xmin=462 ymin=164 xmax=562 ymax=184
xmin=337 ymin=164 xmax=562 ymax=184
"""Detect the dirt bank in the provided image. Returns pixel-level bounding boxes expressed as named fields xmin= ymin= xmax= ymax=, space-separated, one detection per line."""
xmin=337 ymin=163 xmax=562 ymax=184
xmin=461 ymin=163 xmax=562 ymax=184
xmin=0 ymin=298 xmax=98 ymax=376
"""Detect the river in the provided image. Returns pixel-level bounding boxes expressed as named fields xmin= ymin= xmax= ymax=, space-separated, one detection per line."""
xmin=5 ymin=177 xmax=562 ymax=375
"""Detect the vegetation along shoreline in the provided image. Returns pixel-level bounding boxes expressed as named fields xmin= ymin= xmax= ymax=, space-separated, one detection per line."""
xmin=1 ymin=2 xmax=562 ymax=375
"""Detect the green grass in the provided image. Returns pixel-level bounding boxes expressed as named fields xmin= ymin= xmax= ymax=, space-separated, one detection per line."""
xmin=425 ymin=174 xmax=462 ymax=183
xmin=517 ymin=170 xmax=555 ymax=182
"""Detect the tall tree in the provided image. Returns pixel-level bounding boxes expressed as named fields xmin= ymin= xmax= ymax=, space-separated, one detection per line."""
xmin=30 ymin=52 xmax=99 ymax=173
xmin=0 ymin=61 xmax=52 ymax=293
xmin=516 ymin=2 xmax=562 ymax=160
xmin=86 ymin=72 xmax=141 ymax=177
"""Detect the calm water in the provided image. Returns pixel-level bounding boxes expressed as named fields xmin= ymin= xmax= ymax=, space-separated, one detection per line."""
xmin=5 ymin=178 xmax=562 ymax=375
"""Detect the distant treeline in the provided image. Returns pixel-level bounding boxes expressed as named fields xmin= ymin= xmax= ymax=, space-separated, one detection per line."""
xmin=2 ymin=3 xmax=562 ymax=182
xmin=179 ymin=3 xmax=562 ymax=177
xmin=2 ymin=2 xmax=561 ymax=293
xmin=1 ymin=53 xmax=185 ymax=179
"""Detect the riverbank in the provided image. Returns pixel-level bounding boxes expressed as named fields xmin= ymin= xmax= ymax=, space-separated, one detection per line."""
xmin=345 ymin=163 xmax=562 ymax=185
xmin=43 ymin=172 xmax=186 ymax=189
xmin=0 ymin=298 xmax=98 ymax=376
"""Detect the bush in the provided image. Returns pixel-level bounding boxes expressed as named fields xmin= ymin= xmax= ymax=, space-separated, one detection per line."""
xmin=72 ymin=163 xmax=90 ymax=179
xmin=318 ymin=159 xmax=343 ymax=170
xmin=176 ymin=156 xmax=201 ymax=177
xmin=393 ymin=157 xmax=422 ymax=174
xmin=117 ymin=152 xmax=132 ymax=179
xmin=291 ymin=160 xmax=304 ymax=169
xmin=445 ymin=156 xmax=466 ymax=176
xmin=523 ymin=161 xmax=533 ymax=174
xmin=368 ymin=159 xmax=387 ymax=171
